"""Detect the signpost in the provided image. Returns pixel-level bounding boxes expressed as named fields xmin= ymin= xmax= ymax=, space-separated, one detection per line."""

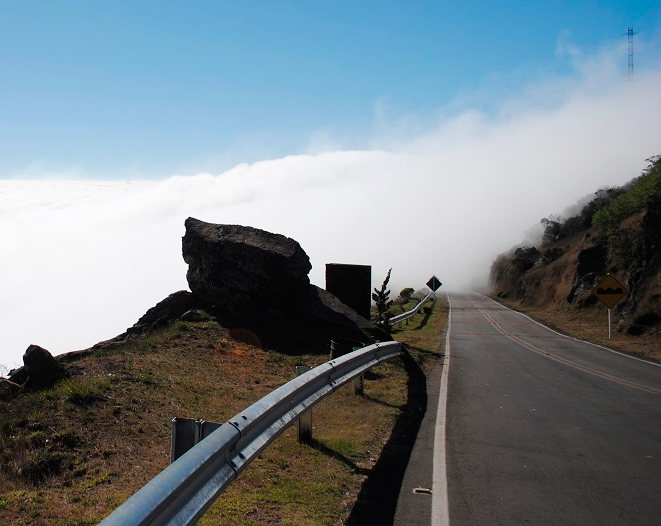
xmin=426 ymin=275 xmax=442 ymax=303
xmin=591 ymin=274 xmax=629 ymax=339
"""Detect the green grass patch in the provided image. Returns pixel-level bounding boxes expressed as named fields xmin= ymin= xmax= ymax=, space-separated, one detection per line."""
xmin=60 ymin=377 xmax=109 ymax=407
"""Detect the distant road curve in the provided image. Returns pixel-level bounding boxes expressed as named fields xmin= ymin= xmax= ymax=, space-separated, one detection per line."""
xmin=442 ymin=292 xmax=661 ymax=525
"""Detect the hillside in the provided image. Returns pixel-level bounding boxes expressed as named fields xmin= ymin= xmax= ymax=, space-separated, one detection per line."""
xmin=489 ymin=155 xmax=661 ymax=362
xmin=0 ymin=298 xmax=445 ymax=526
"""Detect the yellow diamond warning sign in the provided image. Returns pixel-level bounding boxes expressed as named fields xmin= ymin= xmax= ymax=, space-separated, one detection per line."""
xmin=592 ymin=274 xmax=628 ymax=309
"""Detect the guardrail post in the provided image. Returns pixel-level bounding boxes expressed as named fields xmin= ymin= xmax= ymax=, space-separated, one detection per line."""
xmin=171 ymin=417 xmax=198 ymax=463
xmin=296 ymin=366 xmax=313 ymax=442
xmin=171 ymin=418 xmax=223 ymax=463
xmin=353 ymin=373 xmax=364 ymax=395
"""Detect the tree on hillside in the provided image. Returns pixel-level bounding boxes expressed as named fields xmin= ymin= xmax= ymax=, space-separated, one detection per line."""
xmin=372 ymin=268 xmax=394 ymax=327
xmin=540 ymin=215 xmax=562 ymax=245
xmin=512 ymin=246 xmax=540 ymax=273
xmin=399 ymin=287 xmax=415 ymax=302
xmin=592 ymin=156 xmax=661 ymax=232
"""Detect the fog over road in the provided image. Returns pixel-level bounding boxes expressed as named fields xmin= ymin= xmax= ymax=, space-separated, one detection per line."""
xmin=444 ymin=292 xmax=661 ymax=525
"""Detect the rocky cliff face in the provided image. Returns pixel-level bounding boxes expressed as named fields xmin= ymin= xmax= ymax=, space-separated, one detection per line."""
xmin=490 ymin=153 xmax=661 ymax=340
xmin=620 ymin=195 xmax=661 ymax=334
xmin=490 ymin=205 xmax=661 ymax=337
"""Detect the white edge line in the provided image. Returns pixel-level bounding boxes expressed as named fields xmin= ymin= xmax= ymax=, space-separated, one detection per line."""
xmin=431 ymin=293 xmax=451 ymax=526
xmin=480 ymin=293 xmax=661 ymax=368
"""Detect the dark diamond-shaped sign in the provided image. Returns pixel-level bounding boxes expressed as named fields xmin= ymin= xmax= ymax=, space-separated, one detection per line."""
xmin=426 ymin=276 xmax=442 ymax=291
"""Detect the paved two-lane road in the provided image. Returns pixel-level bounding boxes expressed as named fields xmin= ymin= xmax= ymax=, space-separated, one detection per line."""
xmin=444 ymin=292 xmax=661 ymax=525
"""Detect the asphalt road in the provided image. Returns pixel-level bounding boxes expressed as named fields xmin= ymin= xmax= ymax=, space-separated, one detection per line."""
xmin=444 ymin=292 xmax=661 ymax=525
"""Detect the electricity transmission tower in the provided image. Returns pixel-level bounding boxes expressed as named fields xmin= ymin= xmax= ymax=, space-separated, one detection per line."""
xmin=625 ymin=26 xmax=637 ymax=82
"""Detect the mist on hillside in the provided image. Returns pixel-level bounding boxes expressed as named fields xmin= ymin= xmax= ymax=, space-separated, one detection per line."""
xmin=2 ymin=49 xmax=661 ymax=370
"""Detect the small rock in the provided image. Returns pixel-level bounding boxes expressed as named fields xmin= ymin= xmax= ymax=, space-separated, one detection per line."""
xmin=23 ymin=344 xmax=65 ymax=389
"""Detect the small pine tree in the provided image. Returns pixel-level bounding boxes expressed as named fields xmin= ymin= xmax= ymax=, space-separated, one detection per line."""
xmin=372 ymin=268 xmax=394 ymax=327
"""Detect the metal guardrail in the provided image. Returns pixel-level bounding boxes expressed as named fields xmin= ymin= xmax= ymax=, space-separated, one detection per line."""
xmin=98 ymin=341 xmax=403 ymax=526
xmin=388 ymin=291 xmax=434 ymax=325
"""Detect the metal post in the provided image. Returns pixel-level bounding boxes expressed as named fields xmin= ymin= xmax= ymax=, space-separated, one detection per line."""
xmin=608 ymin=308 xmax=612 ymax=339
xmin=353 ymin=373 xmax=364 ymax=395
xmin=171 ymin=418 xmax=223 ymax=463
xmin=296 ymin=366 xmax=313 ymax=442
xmin=351 ymin=345 xmax=364 ymax=396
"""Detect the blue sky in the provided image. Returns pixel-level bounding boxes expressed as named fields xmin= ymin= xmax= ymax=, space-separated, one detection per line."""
xmin=2 ymin=1 xmax=661 ymax=368
xmin=2 ymin=0 xmax=660 ymax=179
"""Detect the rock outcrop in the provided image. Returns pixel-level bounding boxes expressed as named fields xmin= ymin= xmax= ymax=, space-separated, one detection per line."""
xmin=5 ymin=218 xmax=387 ymax=396
xmin=5 ymin=345 xmax=65 ymax=392
xmin=489 ymin=189 xmax=661 ymax=336
xmin=182 ymin=218 xmax=311 ymax=316
xmin=565 ymin=243 xmax=607 ymax=304
xmin=24 ymin=345 xmax=65 ymax=389
xmin=181 ymin=217 xmax=388 ymax=352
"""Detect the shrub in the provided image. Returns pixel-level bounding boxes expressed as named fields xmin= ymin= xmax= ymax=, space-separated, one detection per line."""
xmin=398 ymin=288 xmax=414 ymax=302
xmin=21 ymin=449 xmax=67 ymax=485
xmin=592 ymin=156 xmax=661 ymax=231
xmin=559 ymin=215 xmax=585 ymax=238
xmin=372 ymin=269 xmax=394 ymax=327
xmin=61 ymin=378 xmax=108 ymax=407
xmin=512 ymin=247 xmax=540 ymax=273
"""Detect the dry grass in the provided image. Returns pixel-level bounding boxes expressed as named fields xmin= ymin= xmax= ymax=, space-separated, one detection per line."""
xmin=0 ymin=302 xmax=447 ymax=526
xmin=389 ymin=297 xmax=447 ymax=370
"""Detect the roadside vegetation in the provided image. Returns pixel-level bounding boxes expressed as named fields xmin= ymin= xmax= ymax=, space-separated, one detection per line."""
xmin=1 ymin=297 xmax=446 ymax=525
xmin=538 ymin=154 xmax=661 ymax=243
xmin=489 ymin=154 xmax=661 ymax=363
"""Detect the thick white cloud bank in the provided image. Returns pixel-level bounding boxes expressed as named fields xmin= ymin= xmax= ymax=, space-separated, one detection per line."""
xmin=2 ymin=53 xmax=661 ymax=370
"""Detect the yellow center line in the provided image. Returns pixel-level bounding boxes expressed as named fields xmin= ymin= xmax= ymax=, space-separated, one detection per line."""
xmin=470 ymin=300 xmax=661 ymax=396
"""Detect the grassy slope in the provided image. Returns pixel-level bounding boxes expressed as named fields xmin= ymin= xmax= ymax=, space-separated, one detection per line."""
xmin=0 ymin=301 xmax=446 ymax=526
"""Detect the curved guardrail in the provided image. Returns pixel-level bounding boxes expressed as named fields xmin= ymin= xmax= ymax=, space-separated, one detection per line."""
xmin=388 ymin=291 xmax=434 ymax=325
xmin=98 ymin=341 xmax=403 ymax=526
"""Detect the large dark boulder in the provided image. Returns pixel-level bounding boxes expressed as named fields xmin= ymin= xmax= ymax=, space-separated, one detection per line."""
xmin=306 ymin=286 xmax=390 ymax=344
xmin=181 ymin=218 xmax=388 ymax=353
xmin=182 ymin=218 xmax=312 ymax=317
xmin=235 ymin=285 xmax=390 ymax=354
